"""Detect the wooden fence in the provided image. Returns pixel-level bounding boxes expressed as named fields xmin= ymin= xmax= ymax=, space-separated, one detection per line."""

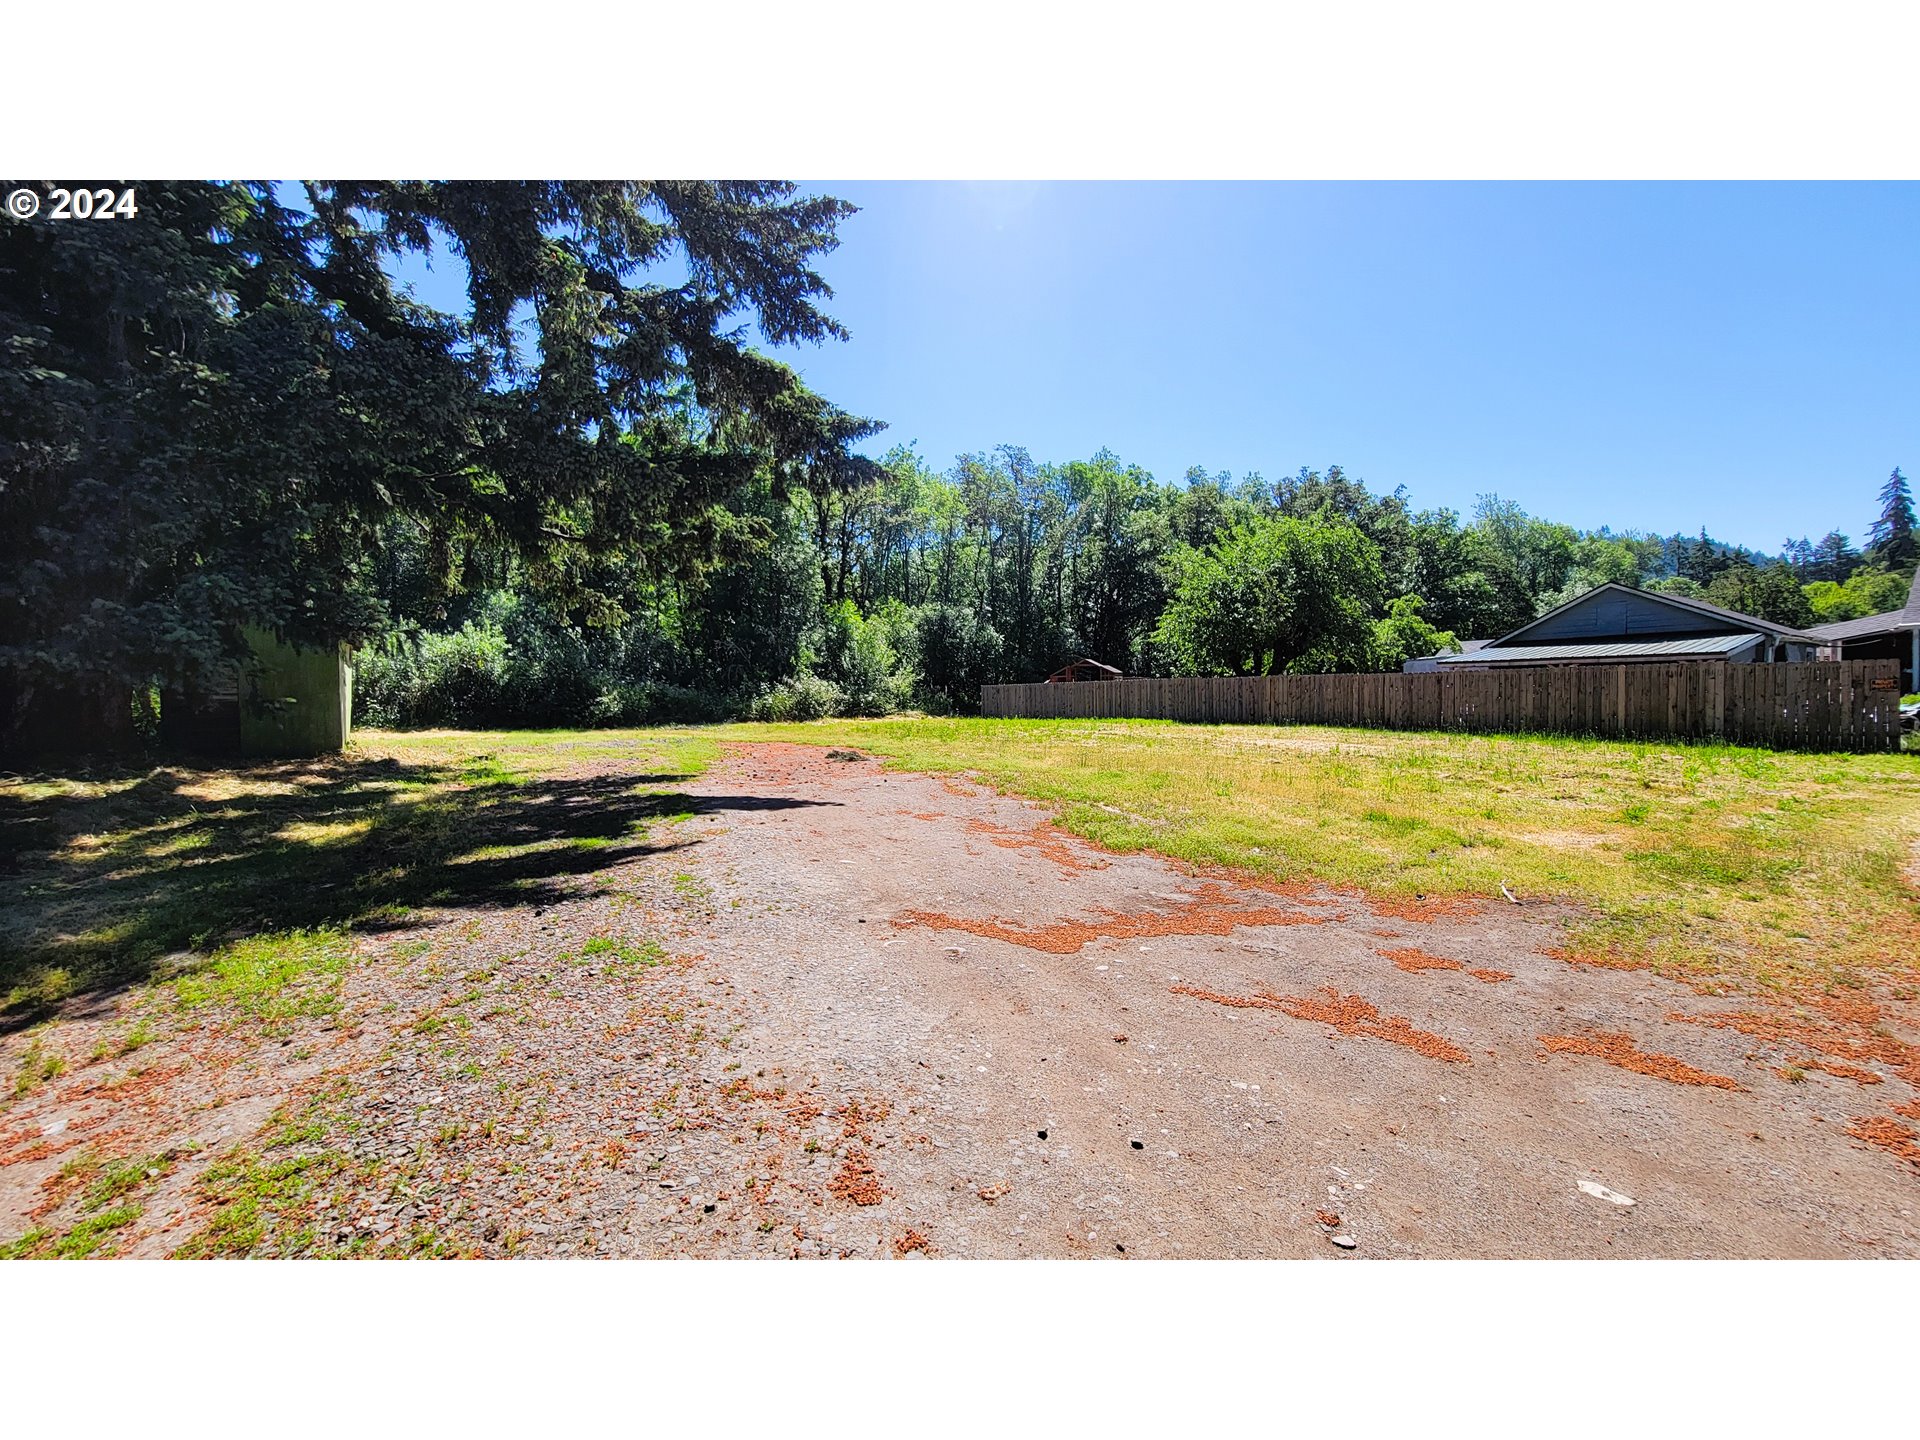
xmin=981 ymin=659 xmax=1907 ymax=752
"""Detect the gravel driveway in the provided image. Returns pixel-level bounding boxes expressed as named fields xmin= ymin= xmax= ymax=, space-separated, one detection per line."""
xmin=4 ymin=740 xmax=1917 ymax=1258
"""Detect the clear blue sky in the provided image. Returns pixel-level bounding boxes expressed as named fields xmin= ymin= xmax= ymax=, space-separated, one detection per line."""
xmin=769 ymin=182 xmax=1916 ymax=552
xmin=375 ymin=182 xmax=1918 ymax=554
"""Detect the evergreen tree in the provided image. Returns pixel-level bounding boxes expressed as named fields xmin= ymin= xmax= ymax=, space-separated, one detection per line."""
xmin=1 ymin=181 xmax=880 ymax=751
xmin=1867 ymin=467 xmax=1916 ymax=571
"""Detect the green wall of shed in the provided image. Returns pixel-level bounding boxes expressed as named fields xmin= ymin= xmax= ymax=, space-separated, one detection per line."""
xmin=238 ymin=627 xmax=353 ymax=756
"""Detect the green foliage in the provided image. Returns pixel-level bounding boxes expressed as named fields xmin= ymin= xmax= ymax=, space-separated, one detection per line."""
xmin=1803 ymin=567 xmax=1911 ymax=622
xmin=1702 ymin=561 xmax=1815 ymax=629
xmin=356 ymin=622 xmax=512 ymax=727
xmin=1867 ymin=467 xmax=1916 ymax=571
xmin=816 ymin=599 xmax=917 ymax=715
xmin=1369 ymin=595 xmax=1458 ymax=670
xmin=1 ymin=180 xmax=879 ymax=753
xmin=1155 ymin=513 xmax=1384 ymax=676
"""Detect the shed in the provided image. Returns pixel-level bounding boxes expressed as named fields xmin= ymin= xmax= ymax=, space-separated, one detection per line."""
xmin=1433 ymin=583 xmax=1827 ymax=670
xmin=1806 ymin=570 xmax=1920 ymax=693
xmin=161 ymin=627 xmax=354 ymax=757
xmin=1045 ymin=658 xmax=1122 ymax=683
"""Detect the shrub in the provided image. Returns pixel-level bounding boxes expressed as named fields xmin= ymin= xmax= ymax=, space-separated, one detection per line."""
xmin=743 ymin=673 xmax=846 ymax=722
xmin=818 ymin=600 xmax=917 ymax=715
xmin=587 ymin=682 xmax=730 ymax=726
xmin=354 ymin=622 xmax=511 ymax=727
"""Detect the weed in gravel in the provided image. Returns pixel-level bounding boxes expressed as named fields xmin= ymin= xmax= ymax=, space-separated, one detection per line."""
xmin=173 ymin=928 xmax=352 ymax=1028
xmin=0 ymin=1205 xmax=141 ymax=1259
xmin=175 ymin=1083 xmax=368 ymax=1258
xmin=13 ymin=1034 xmax=64 ymax=1097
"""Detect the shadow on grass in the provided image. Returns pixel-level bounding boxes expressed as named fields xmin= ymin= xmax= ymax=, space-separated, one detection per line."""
xmin=0 ymin=752 xmax=828 ymax=1028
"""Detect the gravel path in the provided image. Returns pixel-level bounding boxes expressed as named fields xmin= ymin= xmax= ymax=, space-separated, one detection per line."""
xmin=4 ymin=740 xmax=1917 ymax=1258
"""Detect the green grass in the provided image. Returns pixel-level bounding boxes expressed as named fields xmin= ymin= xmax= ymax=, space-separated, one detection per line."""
xmin=0 ymin=1204 xmax=142 ymax=1260
xmin=12 ymin=1034 xmax=64 ymax=1097
xmin=173 ymin=928 xmax=353 ymax=1027
xmin=8 ymin=717 xmax=1915 ymax=1018
xmin=174 ymin=1082 xmax=370 ymax=1258
xmin=581 ymin=935 xmax=669 ymax=971
xmin=0 ymin=728 xmax=718 ymax=1019
xmin=0 ymin=1142 xmax=193 ymax=1259
xmin=714 ymin=716 xmax=1920 ymax=994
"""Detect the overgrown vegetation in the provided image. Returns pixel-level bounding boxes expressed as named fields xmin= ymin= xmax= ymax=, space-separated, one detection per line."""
xmin=3 ymin=176 xmax=1909 ymax=744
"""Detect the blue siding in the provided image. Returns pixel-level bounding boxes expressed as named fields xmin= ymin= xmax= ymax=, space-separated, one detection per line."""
xmin=1509 ymin=589 xmax=1748 ymax=644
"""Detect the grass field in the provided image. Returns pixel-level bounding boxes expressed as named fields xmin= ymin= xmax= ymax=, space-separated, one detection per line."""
xmin=719 ymin=717 xmax=1920 ymax=997
xmin=4 ymin=719 xmax=1917 ymax=1027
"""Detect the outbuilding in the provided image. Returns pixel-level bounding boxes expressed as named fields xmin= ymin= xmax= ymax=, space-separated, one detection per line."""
xmin=1045 ymin=658 xmax=1123 ymax=683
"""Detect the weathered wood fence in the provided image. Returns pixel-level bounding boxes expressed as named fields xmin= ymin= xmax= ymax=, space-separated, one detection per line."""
xmin=981 ymin=659 xmax=1906 ymax=752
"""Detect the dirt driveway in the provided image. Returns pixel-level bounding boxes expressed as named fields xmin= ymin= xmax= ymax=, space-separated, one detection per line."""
xmin=4 ymin=740 xmax=1917 ymax=1257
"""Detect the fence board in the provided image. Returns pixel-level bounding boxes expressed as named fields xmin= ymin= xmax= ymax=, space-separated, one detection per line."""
xmin=978 ymin=659 xmax=1902 ymax=752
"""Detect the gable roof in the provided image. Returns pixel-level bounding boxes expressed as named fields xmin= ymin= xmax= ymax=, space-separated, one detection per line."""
xmin=1486 ymin=582 xmax=1824 ymax=651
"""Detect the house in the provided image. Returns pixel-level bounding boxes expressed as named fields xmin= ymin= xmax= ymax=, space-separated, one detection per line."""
xmin=1806 ymin=570 xmax=1920 ymax=694
xmin=1045 ymin=657 xmax=1122 ymax=683
xmin=1418 ymin=583 xmax=1828 ymax=671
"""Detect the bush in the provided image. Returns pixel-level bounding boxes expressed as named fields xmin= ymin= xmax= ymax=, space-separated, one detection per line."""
xmin=818 ymin=599 xmax=917 ymax=715
xmin=354 ymin=622 xmax=511 ymax=727
xmin=587 ymin=681 xmax=730 ymax=726
xmin=913 ymin=603 xmax=1000 ymax=712
xmin=743 ymin=673 xmax=846 ymax=722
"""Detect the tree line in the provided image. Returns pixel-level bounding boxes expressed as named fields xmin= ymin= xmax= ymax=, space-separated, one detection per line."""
xmin=2 ymin=180 xmax=1912 ymax=748
xmin=354 ymin=451 xmax=1916 ymax=724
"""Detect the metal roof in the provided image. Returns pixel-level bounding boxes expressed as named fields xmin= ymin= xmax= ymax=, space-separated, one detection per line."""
xmin=1434 ymin=633 xmax=1764 ymax=665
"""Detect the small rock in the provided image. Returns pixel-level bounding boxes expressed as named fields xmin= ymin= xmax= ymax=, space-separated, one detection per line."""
xmin=1037 ymin=1129 xmax=1048 ymax=1140
xmin=1578 ymin=1179 xmax=1636 ymax=1207
xmin=1330 ymin=1234 xmax=1357 ymax=1249
xmin=1130 ymin=1140 xmax=1144 ymax=1150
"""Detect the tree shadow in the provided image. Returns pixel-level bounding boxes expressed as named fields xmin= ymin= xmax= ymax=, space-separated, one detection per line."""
xmin=0 ymin=751 xmax=832 ymax=1029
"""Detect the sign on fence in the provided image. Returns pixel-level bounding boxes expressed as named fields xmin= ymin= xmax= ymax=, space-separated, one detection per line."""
xmin=981 ymin=660 xmax=1904 ymax=753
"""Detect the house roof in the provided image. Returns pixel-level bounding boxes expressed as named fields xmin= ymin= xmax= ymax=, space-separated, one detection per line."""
xmin=1484 ymin=582 xmax=1824 ymax=650
xmin=1804 ymin=571 xmax=1920 ymax=640
xmin=1434 ymin=633 xmax=1764 ymax=666
xmin=1045 ymin=657 xmax=1123 ymax=681
xmin=1807 ymin=609 xmax=1907 ymax=642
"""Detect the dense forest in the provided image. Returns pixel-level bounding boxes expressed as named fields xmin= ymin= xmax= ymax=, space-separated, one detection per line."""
xmin=353 ymin=453 xmax=1917 ymax=725
xmin=1 ymin=180 xmax=1913 ymax=747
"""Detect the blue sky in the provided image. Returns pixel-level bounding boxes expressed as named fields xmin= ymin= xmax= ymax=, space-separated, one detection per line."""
xmin=382 ymin=182 xmax=1918 ymax=553
xmin=787 ymin=182 xmax=1918 ymax=552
